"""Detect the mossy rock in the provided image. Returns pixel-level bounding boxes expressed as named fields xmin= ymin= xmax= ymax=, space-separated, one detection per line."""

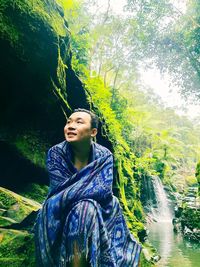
xmin=16 ymin=183 xmax=48 ymax=204
xmin=0 ymin=0 xmax=72 ymax=173
xmin=0 ymin=188 xmax=39 ymax=266
xmin=140 ymin=251 xmax=155 ymax=266
xmin=0 ymin=187 xmax=41 ymax=227
xmin=0 ymin=228 xmax=35 ymax=266
xmin=0 ymin=189 xmax=16 ymax=209
xmin=181 ymin=206 xmax=200 ymax=230
xmin=0 ymin=216 xmax=17 ymax=227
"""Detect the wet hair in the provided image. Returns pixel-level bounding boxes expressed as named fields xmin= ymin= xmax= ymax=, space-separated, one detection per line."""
xmin=73 ymin=108 xmax=99 ymax=129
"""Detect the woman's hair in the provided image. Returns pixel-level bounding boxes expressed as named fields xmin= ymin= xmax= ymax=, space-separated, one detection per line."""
xmin=73 ymin=108 xmax=99 ymax=129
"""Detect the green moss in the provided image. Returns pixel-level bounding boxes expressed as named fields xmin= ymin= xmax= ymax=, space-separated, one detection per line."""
xmin=0 ymin=189 xmax=39 ymax=264
xmin=0 ymin=191 xmax=16 ymax=209
xmin=0 ymin=15 xmax=20 ymax=46
xmin=0 ymin=229 xmax=35 ymax=266
xmin=0 ymin=0 xmax=68 ymax=42
xmin=52 ymin=79 xmax=71 ymax=113
xmin=0 ymin=0 xmax=71 ymax=116
xmin=0 ymin=216 xmax=17 ymax=227
xmin=13 ymin=132 xmax=49 ymax=168
xmin=0 ymin=187 xmax=41 ymax=224
xmin=140 ymin=251 xmax=154 ymax=267
xmin=18 ymin=183 xmax=48 ymax=204
xmin=57 ymin=45 xmax=68 ymax=95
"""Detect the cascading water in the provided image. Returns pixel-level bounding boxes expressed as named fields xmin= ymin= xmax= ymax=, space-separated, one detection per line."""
xmin=145 ymin=176 xmax=200 ymax=267
xmin=143 ymin=175 xmax=173 ymax=223
xmin=150 ymin=176 xmax=172 ymax=222
xmin=146 ymin=176 xmax=174 ymax=265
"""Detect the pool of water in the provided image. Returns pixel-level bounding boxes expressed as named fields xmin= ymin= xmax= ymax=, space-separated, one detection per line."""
xmin=147 ymin=221 xmax=200 ymax=267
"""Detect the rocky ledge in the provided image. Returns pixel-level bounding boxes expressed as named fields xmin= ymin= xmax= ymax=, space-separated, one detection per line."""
xmin=0 ymin=187 xmax=41 ymax=266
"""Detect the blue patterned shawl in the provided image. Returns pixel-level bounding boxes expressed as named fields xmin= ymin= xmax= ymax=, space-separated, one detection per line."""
xmin=34 ymin=141 xmax=141 ymax=266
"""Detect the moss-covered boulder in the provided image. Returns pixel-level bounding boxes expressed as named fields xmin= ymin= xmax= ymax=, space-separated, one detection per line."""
xmin=0 ymin=187 xmax=40 ymax=266
xmin=16 ymin=183 xmax=48 ymax=204
xmin=0 ymin=187 xmax=41 ymax=227
xmin=173 ymin=203 xmax=200 ymax=242
xmin=0 ymin=0 xmax=90 ymax=191
xmin=0 ymin=229 xmax=35 ymax=266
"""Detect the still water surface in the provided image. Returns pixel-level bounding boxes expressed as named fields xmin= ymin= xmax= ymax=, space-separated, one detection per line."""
xmin=148 ymin=221 xmax=200 ymax=267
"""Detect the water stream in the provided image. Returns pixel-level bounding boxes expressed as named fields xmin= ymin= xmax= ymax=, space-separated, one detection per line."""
xmin=146 ymin=176 xmax=200 ymax=267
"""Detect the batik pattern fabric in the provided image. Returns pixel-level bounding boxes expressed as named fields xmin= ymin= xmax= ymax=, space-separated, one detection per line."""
xmin=34 ymin=141 xmax=141 ymax=267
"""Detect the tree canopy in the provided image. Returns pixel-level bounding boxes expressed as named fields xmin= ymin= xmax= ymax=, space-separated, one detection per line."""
xmin=62 ymin=0 xmax=200 ymax=195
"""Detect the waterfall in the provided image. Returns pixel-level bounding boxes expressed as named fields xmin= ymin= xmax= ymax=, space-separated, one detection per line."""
xmin=146 ymin=176 xmax=172 ymax=222
xmin=146 ymin=176 xmax=200 ymax=267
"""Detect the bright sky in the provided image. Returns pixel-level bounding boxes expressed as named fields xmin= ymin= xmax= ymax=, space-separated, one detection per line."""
xmin=140 ymin=68 xmax=200 ymax=119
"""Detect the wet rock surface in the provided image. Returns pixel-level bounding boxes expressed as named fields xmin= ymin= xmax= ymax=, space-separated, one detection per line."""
xmin=173 ymin=186 xmax=200 ymax=242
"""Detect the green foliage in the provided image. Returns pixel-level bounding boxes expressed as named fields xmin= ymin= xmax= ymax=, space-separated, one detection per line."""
xmin=13 ymin=132 xmax=49 ymax=168
xmin=153 ymin=160 xmax=166 ymax=179
xmin=185 ymin=175 xmax=198 ymax=187
xmin=126 ymin=0 xmax=200 ymax=99
xmin=195 ymin=161 xmax=200 ymax=181
xmin=181 ymin=206 xmax=200 ymax=230
xmin=65 ymin=0 xmax=200 ymax=237
xmin=80 ymin=68 xmax=145 ymax=230
xmin=61 ymin=0 xmax=92 ymax=68
xmin=195 ymin=161 xmax=200 ymax=195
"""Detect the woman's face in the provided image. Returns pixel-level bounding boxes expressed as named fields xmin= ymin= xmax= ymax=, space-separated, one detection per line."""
xmin=64 ymin=112 xmax=97 ymax=144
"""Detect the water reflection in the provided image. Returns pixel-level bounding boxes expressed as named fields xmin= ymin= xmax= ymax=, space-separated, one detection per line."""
xmin=148 ymin=221 xmax=200 ymax=267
